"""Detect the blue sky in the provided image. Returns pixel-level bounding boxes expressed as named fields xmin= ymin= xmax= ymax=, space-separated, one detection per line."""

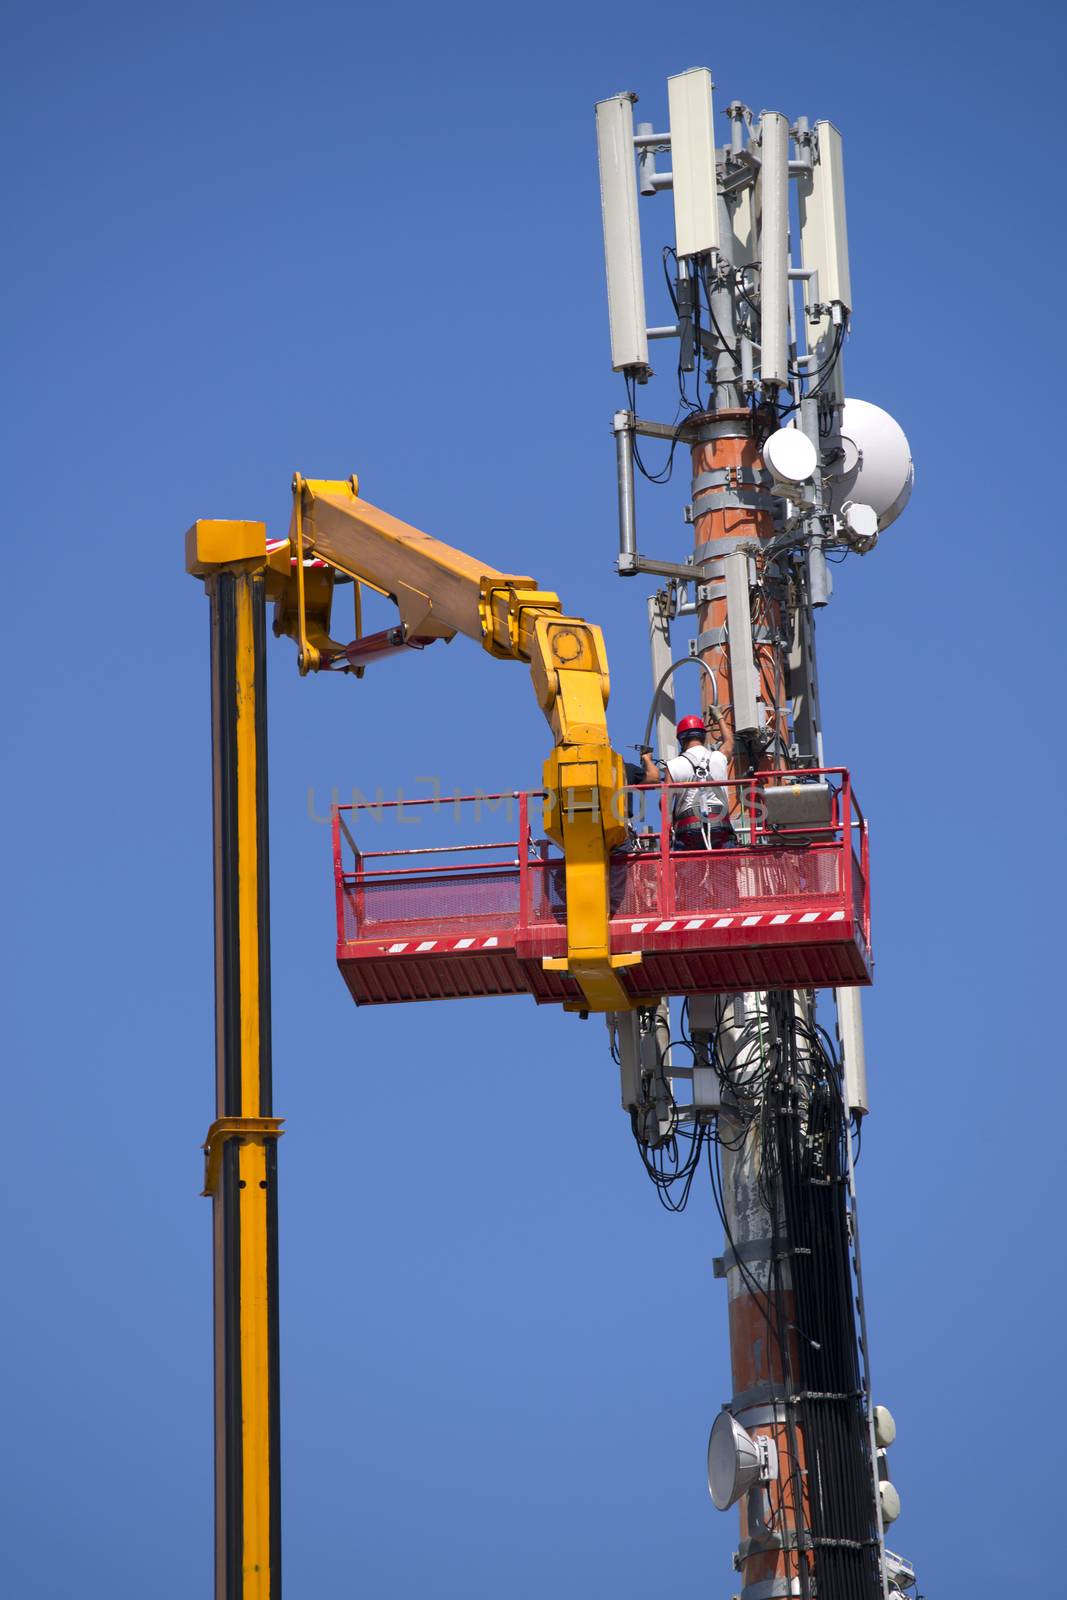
xmin=4 ymin=2 xmax=1064 ymax=1594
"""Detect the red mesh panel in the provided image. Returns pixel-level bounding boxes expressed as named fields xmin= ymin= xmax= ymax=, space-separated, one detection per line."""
xmin=611 ymin=853 xmax=662 ymax=917
xmin=850 ymin=850 xmax=866 ymax=928
xmin=527 ymin=860 xmax=566 ymax=926
xmin=341 ymin=845 xmax=850 ymax=943
xmin=342 ymin=869 xmax=520 ymax=941
xmin=671 ymin=847 xmax=842 ymax=915
xmin=525 ymin=851 xmax=664 ymax=924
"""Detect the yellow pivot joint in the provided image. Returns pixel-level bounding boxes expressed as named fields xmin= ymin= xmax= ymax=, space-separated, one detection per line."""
xmin=477 ymin=577 xmax=560 ymax=658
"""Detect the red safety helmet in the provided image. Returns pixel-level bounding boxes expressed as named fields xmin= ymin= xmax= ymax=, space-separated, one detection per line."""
xmin=676 ymin=715 xmax=706 ymax=742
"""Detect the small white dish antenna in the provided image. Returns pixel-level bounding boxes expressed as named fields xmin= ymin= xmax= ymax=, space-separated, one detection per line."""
xmin=879 ymin=1479 xmax=902 ymax=1525
xmin=873 ymin=1404 xmax=897 ymax=1448
xmin=764 ymin=426 xmax=818 ymax=485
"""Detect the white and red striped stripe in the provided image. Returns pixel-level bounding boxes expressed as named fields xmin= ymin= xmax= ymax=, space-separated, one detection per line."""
xmin=380 ymin=935 xmax=507 ymax=955
xmin=370 ymin=909 xmax=849 ymax=956
xmin=628 ymin=908 xmax=846 ymax=933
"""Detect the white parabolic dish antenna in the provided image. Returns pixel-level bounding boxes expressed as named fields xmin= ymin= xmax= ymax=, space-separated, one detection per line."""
xmin=826 ymin=398 xmax=914 ymax=531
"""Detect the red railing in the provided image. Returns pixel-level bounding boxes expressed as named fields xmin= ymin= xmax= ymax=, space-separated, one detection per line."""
xmin=332 ymin=768 xmax=870 ymax=951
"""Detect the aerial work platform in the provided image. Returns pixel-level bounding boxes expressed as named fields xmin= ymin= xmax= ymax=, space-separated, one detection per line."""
xmin=333 ymin=769 xmax=871 ymax=1007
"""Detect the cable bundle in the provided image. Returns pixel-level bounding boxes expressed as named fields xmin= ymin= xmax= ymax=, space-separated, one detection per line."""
xmin=630 ymin=994 xmax=882 ymax=1600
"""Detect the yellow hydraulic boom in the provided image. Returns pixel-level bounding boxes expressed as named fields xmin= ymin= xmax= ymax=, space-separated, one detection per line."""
xmin=185 ymin=477 xmax=639 ymax=1600
xmin=273 ymin=473 xmax=640 ymax=1013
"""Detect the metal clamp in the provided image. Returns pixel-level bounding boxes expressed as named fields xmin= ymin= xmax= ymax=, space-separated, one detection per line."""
xmin=728 ymin=1380 xmax=788 ymax=1412
xmin=732 ymin=1401 xmax=789 ymax=1428
xmin=690 ymin=489 xmax=782 ymax=514
xmin=687 ymin=533 xmax=763 ymax=561
xmin=740 ymin=1579 xmax=805 ymax=1600
xmin=202 ymin=1116 xmax=285 ymax=1197
xmin=686 ymin=417 xmax=750 ymax=443
xmin=789 ymin=1388 xmax=864 ymax=1404
xmin=738 ymin=1530 xmax=812 ymax=1562
xmin=713 ymin=1240 xmax=811 ymax=1276
xmin=810 ymin=1535 xmax=878 ymax=1551
xmin=692 ymin=625 xmax=777 ymax=654
xmin=692 ymin=468 xmax=772 ymax=495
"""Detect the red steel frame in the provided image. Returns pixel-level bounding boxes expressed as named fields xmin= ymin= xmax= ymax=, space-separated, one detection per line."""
xmin=331 ymin=768 xmax=871 ymax=1006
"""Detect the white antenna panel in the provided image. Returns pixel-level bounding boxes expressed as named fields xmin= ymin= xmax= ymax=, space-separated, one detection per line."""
xmin=798 ymin=121 xmax=852 ymax=312
xmin=728 ymin=175 xmax=757 ymax=268
xmin=667 ymin=67 xmax=719 ymax=258
xmin=758 ymin=111 xmax=790 ymax=386
xmin=595 ymin=94 xmax=649 ymax=374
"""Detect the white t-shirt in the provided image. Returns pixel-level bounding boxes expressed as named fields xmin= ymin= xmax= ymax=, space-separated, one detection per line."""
xmin=665 ymin=744 xmax=730 ymax=824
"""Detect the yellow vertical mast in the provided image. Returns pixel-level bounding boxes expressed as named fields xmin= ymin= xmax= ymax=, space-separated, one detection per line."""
xmin=187 ymin=521 xmax=284 ymax=1600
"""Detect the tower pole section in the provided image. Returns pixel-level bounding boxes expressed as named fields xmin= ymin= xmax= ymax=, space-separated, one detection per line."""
xmin=188 ymin=522 xmax=283 ymax=1600
xmin=687 ymin=218 xmax=809 ymax=1600
xmin=684 ymin=406 xmax=809 ymax=1593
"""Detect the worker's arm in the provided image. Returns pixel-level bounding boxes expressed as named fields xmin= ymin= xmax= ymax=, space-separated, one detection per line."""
xmin=640 ymin=748 xmax=660 ymax=783
xmin=709 ymin=706 xmax=735 ymax=762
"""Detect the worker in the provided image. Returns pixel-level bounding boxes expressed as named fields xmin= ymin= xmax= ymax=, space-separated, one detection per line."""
xmin=642 ymin=710 xmax=736 ymax=850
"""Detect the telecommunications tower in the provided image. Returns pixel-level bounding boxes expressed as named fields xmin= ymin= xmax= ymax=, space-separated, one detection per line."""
xmin=184 ymin=60 xmax=922 ymax=1600
xmin=595 ymin=70 xmax=917 ymax=1599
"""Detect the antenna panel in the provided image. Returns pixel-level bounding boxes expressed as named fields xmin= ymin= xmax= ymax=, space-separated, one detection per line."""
xmin=595 ymin=94 xmax=649 ymax=373
xmin=758 ymin=111 xmax=790 ymax=386
xmin=728 ymin=175 xmax=757 ymax=268
xmin=798 ymin=121 xmax=851 ymax=311
xmin=667 ymin=67 xmax=719 ymax=258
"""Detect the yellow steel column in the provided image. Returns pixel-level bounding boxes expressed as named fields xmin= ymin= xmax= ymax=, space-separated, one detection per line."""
xmin=187 ymin=522 xmax=283 ymax=1600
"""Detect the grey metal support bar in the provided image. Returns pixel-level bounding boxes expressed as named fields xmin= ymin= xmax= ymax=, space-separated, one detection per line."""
xmin=613 ymin=411 xmax=636 ymax=569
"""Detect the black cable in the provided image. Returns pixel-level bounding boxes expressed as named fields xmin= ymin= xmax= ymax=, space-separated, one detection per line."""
xmin=624 ymin=376 xmax=691 ymax=486
xmin=661 ymin=246 xmax=680 ymax=314
xmin=790 ymin=321 xmax=844 ymax=383
xmin=806 ymin=325 xmax=846 ymax=400
xmin=699 ymin=261 xmax=741 ymax=363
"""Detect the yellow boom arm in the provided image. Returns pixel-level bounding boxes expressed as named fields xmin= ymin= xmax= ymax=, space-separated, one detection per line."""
xmin=182 ymin=477 xmax=639 ymax=1598
xmin=273 ymin=474 xmax=639 ymax=1013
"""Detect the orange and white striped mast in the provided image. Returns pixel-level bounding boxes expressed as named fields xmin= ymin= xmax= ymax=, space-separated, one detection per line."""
xmin=597 ymin=69 xmax=915 ymax=1600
